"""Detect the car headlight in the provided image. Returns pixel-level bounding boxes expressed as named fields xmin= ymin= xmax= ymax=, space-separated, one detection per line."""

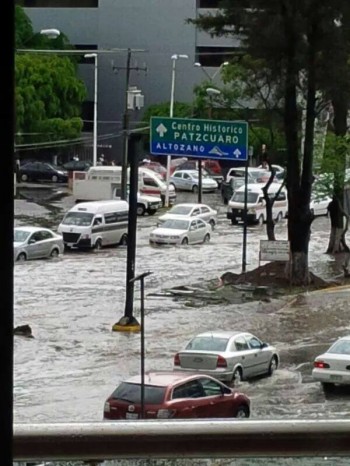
xmin=170 ymin=236 xmax=179 ymax=240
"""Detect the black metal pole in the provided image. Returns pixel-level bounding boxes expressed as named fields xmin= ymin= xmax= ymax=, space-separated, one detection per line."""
xmin=140 ymin=277 xmax=145 ymax=419
xmin=123 ymin=148 xmax=138 ymax=322
xmin=121 ymin=49 xmax=131 ymax=201
xmin=198 ymin=160 xmax=202 ymax=203
xmin=1 ymin=3 xmax=14 ymax=464
xmin=242 ymin=159 xmax=249 ymax=274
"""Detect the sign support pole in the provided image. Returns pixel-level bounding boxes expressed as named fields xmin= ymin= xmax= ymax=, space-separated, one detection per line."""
xmin=242 ymin=158 xmax=249 ymax=275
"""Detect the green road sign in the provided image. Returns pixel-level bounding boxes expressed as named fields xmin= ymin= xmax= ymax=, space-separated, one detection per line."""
xmin=150 ymin=117 xmax=248 ymax=161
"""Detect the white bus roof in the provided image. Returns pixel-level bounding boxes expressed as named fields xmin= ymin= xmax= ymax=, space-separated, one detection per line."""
xmin=69 ymin=200 xmax=129 ymax=213
xmin=236 ymin=183 xmax=286 ymax=193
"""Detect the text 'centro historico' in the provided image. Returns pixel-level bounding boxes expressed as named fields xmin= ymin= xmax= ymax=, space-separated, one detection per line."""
xmin=150 ymin=117 xmax=248 ymax=161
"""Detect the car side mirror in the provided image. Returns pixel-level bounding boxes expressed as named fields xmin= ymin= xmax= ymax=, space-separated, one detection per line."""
xmin=29 ymin=239 xmax=36 ymax=244
xmin=261 ymin=342 xmax=268 ymax=349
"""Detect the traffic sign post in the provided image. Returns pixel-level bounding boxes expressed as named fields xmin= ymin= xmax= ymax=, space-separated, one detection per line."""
xmin=150 ymin=117 xmax=248 ymax=161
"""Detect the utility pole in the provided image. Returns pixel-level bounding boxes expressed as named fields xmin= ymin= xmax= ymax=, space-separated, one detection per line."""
xmin=113 ymin=50 xmax=147 ymax=200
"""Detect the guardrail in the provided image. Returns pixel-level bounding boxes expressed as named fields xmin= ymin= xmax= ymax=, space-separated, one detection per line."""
xmin=14 ymin=420 xmax=350 ymax=461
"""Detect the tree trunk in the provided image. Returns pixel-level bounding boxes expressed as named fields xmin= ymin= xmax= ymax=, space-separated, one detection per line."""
xmin=262 ymin=161 xmax=276 ymax=241
xmin=326 ymin=97 xmax=349 ymax=253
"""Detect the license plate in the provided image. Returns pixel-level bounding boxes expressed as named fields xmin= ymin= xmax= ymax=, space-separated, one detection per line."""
xmin=126 ymin=412 xmax=138 ymax=419
xmin=330 ymin=375 xmax=342 ymax=381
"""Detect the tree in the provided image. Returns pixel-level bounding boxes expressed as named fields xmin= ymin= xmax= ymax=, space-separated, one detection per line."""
xmin=15 ymin=6 xmax=86 ymax=148
xmin=190 ymin=0 xmax=349 ymax=284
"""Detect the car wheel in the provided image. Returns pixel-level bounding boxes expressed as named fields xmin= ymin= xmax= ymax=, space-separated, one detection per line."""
xmin=209 ymin=219 xmax=215 ymax=229
xmin=181 ymin=237 xmax=189 ymax=245
xmin=137 ymin=204 xmax=146 ymax=216
xmin=50 ymin=248 xmax=59 ymax=258
xmin=235 ymin=405 xmax=250 ymax=419
xmin=267 ymin=355 xmax=278 ymax=376
xmin=231 ymin=367 xmax=242 ymax=386
xmin=94 ymin=239 xmax=102 ymax=250
xmin=203 ymin=233 xmax=210 ymax=243
xmin=147 ymin=210 xmax=157 ymax=216
xmin=17 ymin=252 xmax=27 ymax=262
xmin=322 ymin=382 xmax=335 ymax=394
xmin=52 ymin=175 xmax=58 ymax=182
xmin=119 ymin=234 xmax=128 ymax=246
xmin=21 ymin=174 xmax=28 ymax=182
xmin=257 ymin=214 xmax=264 ymax=225
xmin=276 ymin=212 xmax=283 ymax=223
xmin=192 ymin=185 xmax=199 ymax=193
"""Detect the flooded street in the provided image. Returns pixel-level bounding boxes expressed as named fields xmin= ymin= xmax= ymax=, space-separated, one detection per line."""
xmin=14 ymin=186 xmax=350 ymax=427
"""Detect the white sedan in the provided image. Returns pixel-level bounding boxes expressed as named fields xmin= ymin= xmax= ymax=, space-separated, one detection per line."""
xmin=170 ymin=170 xmax=218 ymax=193
xmin=310 ymin=195 xmax=331 ymax=216
xmin=149 ymin=218 xmax=212 ymax=245
xmin=14 ymin=226 xmax=64 ymax=261
xmin=312 ymin=335 xmax=350 ymax=392
xmin=158 ymin=203 xmax=217 ymax=228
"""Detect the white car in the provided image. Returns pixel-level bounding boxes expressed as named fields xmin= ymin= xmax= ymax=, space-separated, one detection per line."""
xmin=312 ymin=335 xmax=350 ymax=392
xmin=14 ymin=226 xmax=64 ymax=261
xmin=149 ymin=218 xmax=212 ymax=245
xmin=170 ymin=170 xmax=218 ymax=193
xmin=310 ymin=195 xmax=331 ymax=216
xmin=158 ymin=203 xmax=217 ymax=228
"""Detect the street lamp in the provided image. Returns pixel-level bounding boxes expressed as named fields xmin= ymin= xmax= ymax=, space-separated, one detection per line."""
xmin=84 ymin=53 xmax=98 ymax=166
xmin=129 ymin=271 xmax=153 ymax=419
xmin=165 ymin=53 xmax=189 ymax=208
xmin=40 ymin=28 xmax=61 ymax=39
xmin=194 ymin=61 xmax=229 ymax=82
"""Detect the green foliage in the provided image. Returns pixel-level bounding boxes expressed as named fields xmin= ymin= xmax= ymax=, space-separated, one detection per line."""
xmin=141 ymin=102 xmax=193 ymax=122
xmin=15 ymin=6 xmax=86 ymax=145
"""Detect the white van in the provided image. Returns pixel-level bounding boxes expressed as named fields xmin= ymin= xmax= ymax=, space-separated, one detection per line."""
xmin=57 ymin=200 xmax=128 ymax=249
xmin=73 ymin=166 xmax=176 ymax=207
xmin=227 ymin=183 xmax=288 ymax=225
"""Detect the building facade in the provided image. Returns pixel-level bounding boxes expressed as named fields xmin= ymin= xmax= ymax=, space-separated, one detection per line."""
xmin=20 ymin=0 xmax=240 ymax=161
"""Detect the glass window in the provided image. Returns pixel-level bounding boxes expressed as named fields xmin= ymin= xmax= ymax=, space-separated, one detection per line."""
xmin=201 ymin=207 xmax=210 ymax=213
xmin=232 ymin=192 xmax=259 ymax=203
xmin=14 ymin=229 xmax=31 ymax=243
xmin=143 ymin=177 xmax=158 ymax=187
xmin=190 ymin=221 xmax=197 ymax=230
xmin=234 ymin=336 xmax=249 ymax=351
xmin=183 ymin=174 xmax=191 ymax=179
xmin=172 ymin=380 xmax=204 ymax=399
xmin=248 ymin=336 xmax=262 ymax=350
xmin=186 ymin=336 xmax=229 ymax=352
xmin=197 ymin=220 xmax=206 ymax=228
xmin=192 ymin=209 xmax=201 ymax=216
xmin=62 ymin=212 xmax=94 ymax=226
xmin=40 ymin=230 xmax=53 ymax=240
xmin=328 ymin=340 xmax=350 ymax=355
xmin=112 ymin=382 xmax=165 ymax=405
xmin=168 ymin=205 xmax=193 ymax=215
xmin=30 ymin=231 xmax=44 ymax=242
xmin=162 ymin=219 xmax=190 ymax=230
xmin=173 ymin=173 xmax=182 ymax=178
xmin=199 ymin=378 xmax=223 ymax=397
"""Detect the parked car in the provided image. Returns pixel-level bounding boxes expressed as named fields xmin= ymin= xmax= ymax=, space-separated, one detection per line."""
xmin=310 ymin=194 xmax=331 ymax=216
xmin=173 ymin=160 xmax=224 ymax=186
xmin=103 ymin=371 xmax=251 ymax=420
xmin=312 ymin=335 xmax=350 ymax=392
xmin=62 ymin=160 xmax=92 ymax=172
xmin=221 ymin=178 xmax=246 ymax=204
xmin=149 ymin=218 xmax=212 ymax=245
xmin=19 ymin=161 xmax=68 ymax=183
xmin=170 ymin=170 xmax=218 ymax=193
xmin=158 ymin=203 xmax=217 ymax=228
xmin=14 ymin=226 xmax=64 ymax=261
xmin=173 ymin=331 xmax=279 ymax=385
xmin=225 ymin=167 xmax=271 ymax=184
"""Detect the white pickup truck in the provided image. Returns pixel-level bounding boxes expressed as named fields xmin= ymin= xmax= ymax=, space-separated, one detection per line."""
xmin=72 ymin=169 xmax=162 ymax=216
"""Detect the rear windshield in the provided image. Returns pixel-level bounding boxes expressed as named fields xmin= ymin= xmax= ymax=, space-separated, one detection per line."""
xmin=185 ymin=336 xmax=229 ymax=352
xmin=62 ymin=212 xmax=94 ymax=226
xmin=169 ymin=205 xmax=193 ymax=215
xmin=232 ymin=192 xmax=259 ymax=203
xmin=112 ymin=382 xmax=166 ymax=404
xmin=328 ymin=340 xmax=350 ymax=355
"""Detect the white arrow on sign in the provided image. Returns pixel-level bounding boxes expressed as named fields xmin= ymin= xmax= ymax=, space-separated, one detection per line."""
xmin=156 ymin=123 xmax=167 ymax=137
xmin=234 ymin=148 xmax=241 ymax=158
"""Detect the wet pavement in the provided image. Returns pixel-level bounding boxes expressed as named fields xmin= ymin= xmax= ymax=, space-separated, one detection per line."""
xmin=13 ymin=184 xmax=350 ymax=431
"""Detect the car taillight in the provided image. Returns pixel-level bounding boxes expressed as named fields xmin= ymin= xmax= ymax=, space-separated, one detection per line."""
xmin=157 ymin=409 xmax=176 ymax=419
xmin=174 ymin=353 xmax=180 ymax=366
xmin=217 ymin=355 xmax=227 ymax=368
xmin=104 ymin=401 xmax=110 ymax=413
xmin=314 ymin=361 xmax=330 ymax=369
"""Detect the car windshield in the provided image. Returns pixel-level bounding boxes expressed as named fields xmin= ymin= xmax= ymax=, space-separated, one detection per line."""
xmin=328 ymin=340 xmax=350 ymax=355
xmin=62 ymin=212 xmax=94 ymax=226
xmin=250 ymin=170 xmax=269 ymax=180
xmin=112 ymin=382 xmax=166 ymax=404
xmin=232 ymin=192 xmax=259 ymax=203
xmin=161 ymin=219 xmax=190 ymax=230
xmin=14 ymin=230 xmax=31 ymax=243
xmin=169 ymin=206 xmax=193 ymax=215
xmin=185 ymin=336 xmax=229 ymax=352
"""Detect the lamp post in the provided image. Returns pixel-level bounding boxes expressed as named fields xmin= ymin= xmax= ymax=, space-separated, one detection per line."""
xmin=129 ymin=271 xmax=153 ymax=419
xmin=165 ymin=53 xmax=189 ymax=208
xmin=40 ymin=28 xmax=61 ymax=39
xmin=84 ymin=53 xmax=98 ymax=166
xmin=194 ymin=61 xmax=229 ymax=82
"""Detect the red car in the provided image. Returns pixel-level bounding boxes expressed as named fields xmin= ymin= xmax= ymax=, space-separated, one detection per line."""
xmin=103 ymin=371 xmax=250 ymax=420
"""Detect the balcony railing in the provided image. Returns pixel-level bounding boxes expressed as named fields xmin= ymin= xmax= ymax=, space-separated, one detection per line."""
xmin=13 ymin=420 xmax=350 ymax=462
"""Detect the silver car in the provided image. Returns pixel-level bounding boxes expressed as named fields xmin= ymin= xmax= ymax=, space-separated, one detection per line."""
xmin=312 ymin=335 xmax=350 ymax=392
xmin=158 ymin=203 xmax=217 ymax=228
xmin=14 ymin=226 xmax=64 ymax=261
xmin=170 ymin=170 xmax=218 ymax=193
xmin=173 ymin=331 xmax=279 ymax=385
xmin=149 ymin=218 xmax=212 ymax=245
